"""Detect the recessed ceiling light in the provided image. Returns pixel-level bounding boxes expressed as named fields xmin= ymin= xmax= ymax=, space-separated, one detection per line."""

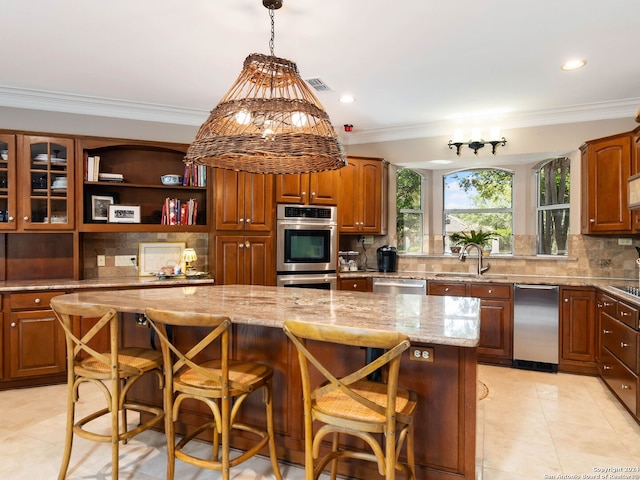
xmin=561 ymin=59 xmax=586 ymax=71
xmin=339 ymin=94 xmax=355 ymax=104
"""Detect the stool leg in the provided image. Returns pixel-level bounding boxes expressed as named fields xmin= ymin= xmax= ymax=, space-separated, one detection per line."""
xmin=264 ymin=383 xmax=283 ymax=480
xmin=329 ymin=432 xmax=339 ymax=480
xmin=58 ymin=378 xmax=75 ymax=480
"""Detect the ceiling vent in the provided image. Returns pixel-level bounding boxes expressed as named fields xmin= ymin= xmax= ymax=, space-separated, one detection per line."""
xmin=305 ymin=77 xmax=332 ymax=92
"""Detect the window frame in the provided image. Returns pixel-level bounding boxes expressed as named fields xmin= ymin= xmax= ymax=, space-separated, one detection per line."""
xmin=535 ymin=157 xmax=570 ymax=256
xmin=396 ymin=168 xmax=425 ymax=254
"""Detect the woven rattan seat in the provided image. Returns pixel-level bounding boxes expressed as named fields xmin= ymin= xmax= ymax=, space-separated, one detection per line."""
xmin=51 ymin=299 xmax=164 ymax=480
xmin=283 ymin=320 xmax=417 ymax=480
xmin=145 ymin=308 xmax=282 ymax=480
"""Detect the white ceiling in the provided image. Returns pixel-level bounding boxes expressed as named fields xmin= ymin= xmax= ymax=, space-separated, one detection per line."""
xmin=1 ymin=0 xmax=639 ymax=165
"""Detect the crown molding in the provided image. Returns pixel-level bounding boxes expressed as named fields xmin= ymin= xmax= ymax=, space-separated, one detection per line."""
xmin=0 ymin=85 xmax=638 ymax=144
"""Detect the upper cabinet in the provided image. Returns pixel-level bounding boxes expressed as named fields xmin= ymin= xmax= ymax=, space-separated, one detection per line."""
xmin=214 ymin=169 xmax=273 ymax=232
xmin=338 ymin=156 xmax=388 ymax=234
xmin=632 ymin=129 xmax=640 ymax=231
xmin=0 ymin=134 xmax=16 ymax=231
xmin=275 ymin=170 xmax=339 ymax=205
xmin=19 ymin=135 xmax=75 ymax=230
xmin=77 ymin=138 xmax=208 ymax=232
xmin=581 ymin=132 xmax=632 ymax=234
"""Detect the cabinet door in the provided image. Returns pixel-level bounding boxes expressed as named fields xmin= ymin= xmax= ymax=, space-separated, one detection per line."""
xmin=0 ymin=134 xmax=16 ymax=231
xmin=19 ymin=135 xmax=74 ymax=230
xmin=359 ymin=159 xmax=385 ymax=233
xmin=339 ymin=277 xmax=370 ymax=292
xmin=215 ymin=235 xmax=246 ymax=284
xmin=632 ymin=130 xmax=640 ymax=231
xmin=478 ymin=299 xmax=513 ymax=362
xmin=309 ymin=170 xmax=339 ymax=205
xmin=581 ymin=134 xmax=631 ymax=233
xmin=338 ymin=161 xmax=359 ymax=232
xmin=9 ymin=309 xmax=66 ymax=378
xmin=560 ymin=287 xmax=596 ymax=367
xmin=243 ymin=172 xmax=273 ymax=231
xmin=275 ymin=174 xmax=306 ymax=204
xmin=214 ymin=235 xmax=274 ymax=286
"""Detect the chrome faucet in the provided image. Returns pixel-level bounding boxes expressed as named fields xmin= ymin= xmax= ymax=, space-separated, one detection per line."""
xmin=458 ymin=242 xmax=490 ymax=275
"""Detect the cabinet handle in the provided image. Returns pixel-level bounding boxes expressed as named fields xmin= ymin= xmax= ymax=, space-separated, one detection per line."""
xmin=590 ymin=218 xmax=595 ymax=223
xmin=352 ymin=283 xmax=358 ymax=289
xmin=245 ymin=240 xmax=250 ymax=248
xmin=603 ymin=301 xmax=612 ymax=307
xmin=23 ymin=215 xmax=29 ymax=221
xmin=620 ymin=311 xmax=629 ymax=316
xmin=444 ymin=287 xmax=449 ymax=292
xmin=239 ymin=243 xmax=244 ymax=249
xmin=603 ymin=364 xmax=611 ymax=370
xmin=10 ymin=322 xmax=16 ymax=327
xmin=621 ymin=384 xmax=631 ymax=390
xmin=488 ymin=289 xmax=492 ymax=294
xmin=245 ymin=218 xmax=251 ymax=223
xmin=311 ymin=191 xmax=316 ymax=197
xmin=597 ymin=303 xmax=603 ymax=308
xmin=7 ymin=215 xmax=13 ymax=222
xmin=602 ymin=329 xmax=612 ymax=334
xmin=239 ymin=218 xmax=244 ymax=223
xmin=34 ymin=298 xmax=41 ymax=304
xmin=564 ymin=298 xmax=569 ymax=302
xmin=621 ymin=341 xmax=629 ymax=348
xmin=301 ymin=191 xmax=306 ymax=197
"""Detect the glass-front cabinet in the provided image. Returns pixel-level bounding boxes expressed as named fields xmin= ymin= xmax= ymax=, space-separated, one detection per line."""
xmin=0 ymin=134 xmax=16 ymax=230
xmin=19 ymin=136 xmax=74 ymax=230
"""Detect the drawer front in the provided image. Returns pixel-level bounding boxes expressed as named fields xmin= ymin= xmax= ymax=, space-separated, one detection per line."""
xmin=599 ymin=294 xmax=618 ymax=317
xmin=599 ymin=347 xmax=638 ymax=415
xmin=428 ymin=282 xmax=467 ymax=297
xmin=339 ymin=278 xmax=369 ymax=292
xmin=10 ymin=291 xmax=65 ymax=310
xmin=601 ymin=315 xmax=638 ymax=371
xmin=617 ymin=301 xmax=639 ymax=330
xmin=469 ymin=283 xmax=512 ymax=299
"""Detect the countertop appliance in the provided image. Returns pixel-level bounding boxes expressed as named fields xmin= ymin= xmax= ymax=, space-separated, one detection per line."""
xmin=377 ymin=245 xmax=398 ymax=273
xmin=372 ymin=277 xmax=426 ymax=295
xmin=513 ymin=284 xmax=559 ymax=372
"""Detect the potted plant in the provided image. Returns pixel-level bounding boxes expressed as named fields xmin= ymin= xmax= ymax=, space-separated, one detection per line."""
xmin=448 ymin=229 xmax=496 ymax=255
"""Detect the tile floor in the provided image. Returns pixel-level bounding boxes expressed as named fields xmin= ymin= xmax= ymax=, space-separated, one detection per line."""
xmin=1 ymin=364 xmax=640 ymax=479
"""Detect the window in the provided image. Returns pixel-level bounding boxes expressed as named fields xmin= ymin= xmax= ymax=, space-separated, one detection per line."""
xmin=443 ymin=169 xmax=513 ymax=254
xmin=396 ymin=168 xmax=424 ymax=253
xmin=537 ymin=157 xmax=570 ymax=255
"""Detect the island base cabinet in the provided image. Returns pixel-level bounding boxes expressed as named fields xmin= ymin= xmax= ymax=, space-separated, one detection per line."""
xmin=599 ymin=347 xmax=638 ymax=416
xmin=134 ymin=321 xmax=477 ymax=480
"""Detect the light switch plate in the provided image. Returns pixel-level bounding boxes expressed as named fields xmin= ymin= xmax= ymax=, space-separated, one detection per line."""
xmin=96 ymin=255 xmax=105 ymax=267
xmin=618 ymin=238 xmax=633 ymax=246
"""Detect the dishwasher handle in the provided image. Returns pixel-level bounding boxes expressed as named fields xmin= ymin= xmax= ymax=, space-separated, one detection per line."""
xmin=514 ymin=284 xmax=558 ymax=290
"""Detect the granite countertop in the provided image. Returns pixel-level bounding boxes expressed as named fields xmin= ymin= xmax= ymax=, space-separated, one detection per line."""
xmin=0 ymin=276 xmax=215 ymax=292
xmin=51 ymin=284 xmax=481 ymax=347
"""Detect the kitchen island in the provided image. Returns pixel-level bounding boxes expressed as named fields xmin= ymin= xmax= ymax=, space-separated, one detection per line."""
xmin=53 ymin=285 xmax=481 ymax=480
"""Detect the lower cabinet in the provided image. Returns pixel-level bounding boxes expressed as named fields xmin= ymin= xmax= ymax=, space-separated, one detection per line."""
xmin=214 ymin=235 xmax=275 ymax=286
xmin=5 ymin=291 xmax=66 ymax=386
xmin=338 ymin=277 xmax=371 ymax=292
xmin=560 ymin=287 xmax=597 ymax=374
xmin=428 ymin=281 xmax=513 ymax=365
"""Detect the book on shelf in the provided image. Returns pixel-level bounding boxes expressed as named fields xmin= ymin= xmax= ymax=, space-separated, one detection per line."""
xmin=85 ymin=154 xmax=101 ymax=182
xmin=183 ymin=164 xmax=207 ymax=187
xmin=161 ymin=197 xmax=198 ymax=225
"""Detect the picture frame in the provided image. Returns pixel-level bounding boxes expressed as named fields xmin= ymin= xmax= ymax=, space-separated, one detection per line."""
xmin=108 ymin=204 xmax=141 ymax=224
xmin=91 ymin=194 xmax=116 ymax=222
xmin=138 ymin=242 xmax=186 ymax=276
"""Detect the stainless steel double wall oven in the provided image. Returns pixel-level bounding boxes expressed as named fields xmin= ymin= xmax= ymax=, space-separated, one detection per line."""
xmin=276 ymin=204 xmax=337 ymax=290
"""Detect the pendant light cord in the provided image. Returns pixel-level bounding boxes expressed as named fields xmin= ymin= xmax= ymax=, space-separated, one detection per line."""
xmin=269 ymin=6 xmax=275 ymax=56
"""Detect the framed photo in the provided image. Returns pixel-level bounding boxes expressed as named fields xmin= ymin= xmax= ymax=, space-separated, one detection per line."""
xmin=138 ymin=242 xmax=186 ymax=276
xmin=108 ymin=204 xmax=141 ymax=224
xmin=91 ymin=194 xmax=115 ymax=222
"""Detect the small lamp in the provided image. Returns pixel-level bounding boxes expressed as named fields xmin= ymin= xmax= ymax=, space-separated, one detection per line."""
xmin=182 ymin=248 xmax=197 ymax=273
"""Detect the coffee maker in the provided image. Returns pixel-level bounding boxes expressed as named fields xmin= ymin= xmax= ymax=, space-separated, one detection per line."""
xmin=376 ymin=245 xmax=398 ymax=273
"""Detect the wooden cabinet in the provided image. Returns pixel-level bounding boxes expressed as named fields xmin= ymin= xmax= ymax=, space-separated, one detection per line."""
xmin=214 ymin=235 xmax=275 ymax=286
xmin=596 ymin=290 xmax=640 ymax=419
xmin=338 ymin=277 xmax=371 ymax=292
xmin=7 ymin=291 xmax=66 ymax=382
xmin=78 ymin=138 xmax=208 ymax=232
xmin=19 ymin=135 xmax=75 ymax=230
xmin=631 ymin=127 xmax=640 ymax=231
xmin=0 ymin=134 xmax=16 ymax=231
xmin=215 ymin=169 xmax=273 ymax=231
xmin=275 ymin=170 xmax=339 ymax=205
xmin=581 ymin=132 xmax=632 ymax=234
xmin=428 ymin=280 xmax=513 ymax=365
xmin=338 ymin=156 xmax=388 ymax=234
xmin=560 ymin=287 xmax=597 ymax=374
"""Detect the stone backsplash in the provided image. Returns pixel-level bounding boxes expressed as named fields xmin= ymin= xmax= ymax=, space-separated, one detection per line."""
xmin=341 ymin=234 xmax=640 ymax=280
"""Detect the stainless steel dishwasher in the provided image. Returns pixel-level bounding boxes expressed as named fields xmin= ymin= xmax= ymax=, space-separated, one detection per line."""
xmin=513 ymin=284 xmax=559 ymax=372
xmin=372 ymin=277 xmax=427 ymax=295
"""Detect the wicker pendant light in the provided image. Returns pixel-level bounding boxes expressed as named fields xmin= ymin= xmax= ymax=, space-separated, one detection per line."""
xmin=185 ymin=0 xmax=346 ymax=174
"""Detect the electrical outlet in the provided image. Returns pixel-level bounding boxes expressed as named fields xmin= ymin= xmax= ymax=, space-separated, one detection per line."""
xmin=115 ymin=255 xmax=135 ymax=266
xmin=618 ymin=238 xmax=633 ymax=246
xmin=96 ymin=255 xmax=105 ymax=267
xmin=363 ymin=235 xmax=374 ymax=245
xmin=409 ymin=347 xmax=434 ymax=362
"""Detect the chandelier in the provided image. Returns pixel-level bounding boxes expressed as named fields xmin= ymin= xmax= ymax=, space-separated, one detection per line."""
xmin=448 ymin=128 xmax=507 ymax=156
xmin=184 ymin=0 xmax=346 ymax=174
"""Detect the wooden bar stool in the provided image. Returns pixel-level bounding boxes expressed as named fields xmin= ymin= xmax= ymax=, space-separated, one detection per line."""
xmin=144 ymin=308 xmax=282 ymax=480
xmin=283 ymin=320 xmax=417 ymax=480
xmin=50 ymin=299 xmax=165 ymax=480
